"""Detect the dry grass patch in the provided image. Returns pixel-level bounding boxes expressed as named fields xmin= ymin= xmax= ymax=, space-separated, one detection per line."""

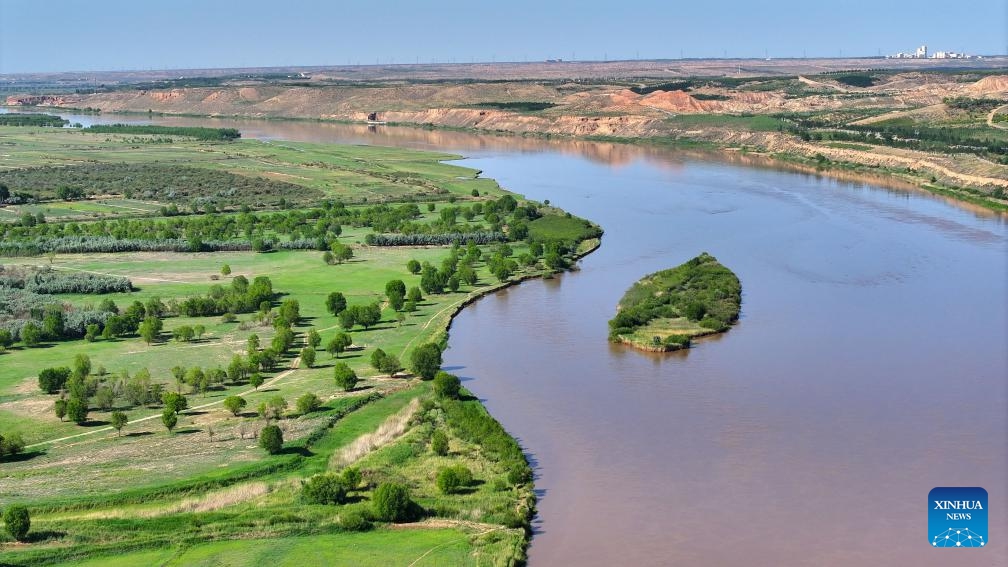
xmin=332 ymin=398 xmax=420 ymax=468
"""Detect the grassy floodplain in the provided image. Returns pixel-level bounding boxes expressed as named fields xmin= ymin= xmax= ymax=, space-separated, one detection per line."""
xmin=608 ymin=253 xmax=741 ymax=352
xmin=0 ymin=124 xmax=602 ymax=565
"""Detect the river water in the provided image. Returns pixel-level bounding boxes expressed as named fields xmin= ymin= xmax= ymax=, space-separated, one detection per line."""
xmin=9 ymin=109 xmax=1007 ymax=565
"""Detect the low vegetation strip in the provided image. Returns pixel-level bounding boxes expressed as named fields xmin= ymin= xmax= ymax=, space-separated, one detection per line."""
xmin=0 ymin=114 xmax=68 ymax=127
xmin=608 ymin=252 xmax=741 ymax=352
xmin=83 ymin=124 xmax=240 ymax=141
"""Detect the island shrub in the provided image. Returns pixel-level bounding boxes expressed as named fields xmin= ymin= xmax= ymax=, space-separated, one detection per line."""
xmin=302 ymin=473 xmax=348 ymax=504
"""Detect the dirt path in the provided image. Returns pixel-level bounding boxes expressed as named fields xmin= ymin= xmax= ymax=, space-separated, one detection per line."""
xmin=26 ymin=354 xmax=303 ymax=449
xmin=987 ymin=104 xmax=1008 ymax=130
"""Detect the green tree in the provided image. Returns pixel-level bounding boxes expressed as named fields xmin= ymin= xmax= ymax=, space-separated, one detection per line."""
xmin=330 ymin=242 xmax=353 ymax=264
xmin=326 ymin=332 xmax=352 ymax=358
xmin=326 ymin=291 xmax=347 ymax=316
xmin=3 ymin=505 xmax=30 ymax=542
xmin=247 ymin=334 xmax=260 ymax=355
xmin=341 ymin=467 xmax=362 ymax=490
xmin=356 ymin=303 xmax=382 ymax=330
xmin=66 ymin=396 xmax=88 ymax=424
xmin=300 ymin=346 xmax=317 ymax=368
xmin=72 ymin=353 xmax=92 ymax=379
xmin=20 ymin=322 xmax=42 ymax=347
xmin=193 ymin=324 xmax=206 ymax=340
xmin=110 ymin=411 xmax=128 ymax=436
xmin=266 ymin=396 xmax=288 ymax=420
xmin=138 ymin=316 xmax=161 ymax=345
xmin=334 ymin=362 xmax=358 ymax=392
xmin=223 ymin=395 xmax=247 ymax=416
xmin=406 ymin=259 xmax=421 ymax=274
xmin=38 ymin=367 xmax=71 ymax=394
xmin=379 ymin=353 xmax=401 ymax=378
xmin=162 ymin=407 xmax=178 ymax=433
xmin=221 ymin=264 xmax=232 ymax=276
xmin=54 ymin=398 xmax=67 ymax=421
xmin=372 ymin=483 xmax=415 ymax=522
xmin=249 ymin=373 xmax=264 ymax=390
xmin=409 ymin=343 xmax=443 ymax=380
xmin=259 ymin=424 xmax=283 ymax=454
xmin=385 ymin=279 xmax=406 ymax=299
xmin=162 ymin=391 xmax=188 ymax=414
xmin=0 ymin=329 xmax=13 ymax=350
xmin=430 ymin=430 xmax=449 ymax=456
xmin=433 ymin=371 xmax=462 ymax=399
xmin=407 ymin=286 xmax=423 ymax=303
xmin=306 ymin=328 xmax=321 ymax=349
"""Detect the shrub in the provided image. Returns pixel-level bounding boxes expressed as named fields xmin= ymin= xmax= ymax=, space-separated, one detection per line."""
xmin=436 ymin=465 xmax=474 ymax=494
xmin=296 ymin=392 xmax=322 ymax=415
xmin=3 ymin=505 xmax=30 ymax=542
xmin=340 ymin=509 xmax=373 ymax=531
xmin=430 ymin=430 xmax=449 ymax=456
xmin=302 ymin=473 xmax=347 ymax=504
xmin=333 ymin=362 xmax=358 ymax=391
xmin=433 ymin=371 xmax=461 ymax=399
xmin=223 ymin=395 xmax=247 ymax=416
xmin=38 ymin=366 xmax=71 ymax=394
xmin=372 ymin=482 xmax=416 ymax=522
xmin=260 ymin=424 xmax=283 ymax=454
xmin=409 ymin=343 xmax=443 ymax=380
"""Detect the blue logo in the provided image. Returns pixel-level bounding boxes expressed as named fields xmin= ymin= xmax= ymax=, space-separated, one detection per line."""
xmin=929 ymin=487 xmax=987 ymax=548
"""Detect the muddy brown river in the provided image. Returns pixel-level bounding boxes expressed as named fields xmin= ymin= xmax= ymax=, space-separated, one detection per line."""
xmin=13 ymin=110 xmax=1008 ymax=565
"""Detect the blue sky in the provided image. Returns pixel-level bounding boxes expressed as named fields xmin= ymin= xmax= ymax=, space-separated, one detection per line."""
xmin=1 ymin=0 xmax=1004 ymax=73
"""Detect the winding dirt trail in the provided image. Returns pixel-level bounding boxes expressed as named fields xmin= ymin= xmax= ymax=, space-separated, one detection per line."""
xmin=988 ymin=104 xmax=1008 ymax=130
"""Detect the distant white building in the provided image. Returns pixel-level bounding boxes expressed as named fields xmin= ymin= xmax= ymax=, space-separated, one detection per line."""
xmin=915 ymin=45 xmax=928 ymax=58
xmin=887 ymin=43 xmax=972 ymax=59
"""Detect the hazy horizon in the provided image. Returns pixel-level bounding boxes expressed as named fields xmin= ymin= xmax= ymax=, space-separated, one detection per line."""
xmin=1 ymin=0 xmax=1005 ymax=74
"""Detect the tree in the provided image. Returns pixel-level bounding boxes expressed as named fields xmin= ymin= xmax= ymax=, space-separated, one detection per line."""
xmin=296 ymin=392 xmax=322 ymax=415
xmin=20 ymin=322 xmax=41 ymax=347
xmin=300 ymin=346 xmax=316 ymax=368
xmin=388 ymin=291 xmax=405 ymax=312
xmin=327 ymin=332 xmax=352 ymax=358
xmin=223 ymin=395 xmax=247 ymax=416
xmin=338 ymin=308 xmax=356 ymax=330
xmin=323 ymin=250 xmax=335 ymax=265
xmin=162 ymin=391 xmax=188 ymax=414
xmin=227 ymin=355 xmax=247 ymax=384
xmin=326 ymin=291 xmax=347 ymax=316
xmin=138 ymin=316 xmax=160 ymax=345
xmin=173 ymin=325 xmax=195 ymax=342
xmin=379 ymin=353 xmax=401 ymax=378
xmin=341 ymin=467 xmax=362 ymax=490
xmin=385 ymin=279 xmax=406 ymax=299
xmin=410 ymin=343 xmax=443 ymax=380
xmin=372 ymin=482 xmax=415 ymax=522
xmin=302 ymin=473 xmax=347 ymax=504
xmin=355 ymin=303 xmax=382 ymax=330
xmin=334 ymin=362 xmax=358 ymax=392
xmin=72 ymin=353 xmax=92 ymax=380
xmin=430 ymin=429 xmax=449 ymax=456
xmin=162 ymin=407 xmax=178 ymax=433
xmin=0 ymin=329 xmax=13 ymax=350
xmin=110 ymin=411 xmax=128 ymax=436
xmin=249 ymin=373 xmax=264 ymax=390
xmin=433 ymin=371 xmax=462 ymax=399
xmin=306 ymin=328 xmax=321 ymax=349
xmin=193 ymin=324 xmax=206 ymax=340
xmin=407 ymin=286 xmax=423 ymax=303
xmin=259 ymin=424 xmax=283 ymax=454
xmin=406 ymin=259 xmax=421 ymax=274
xmin=330 ymin=242 xmax=353 ymax=264
xmin=66 ymin=397 xmax=88 ymax=425
xmin=221 ymin=264 xmax=231 ymax=276
xmin=370 ymin=348 xmax=389 ymax=373
xmin=3 ymin=505 xmax=30 ymax=542
xmin=436 ymin=465 xmax=474 ymax=494
xmin=185 ymin=367 xmax=205 ymax=394
xmin=94 ymin=385 xmax=115 ymax=411
xmin=247 ymin=334 xmax=260 ymax=355
xmin=54 ymin=398 xmax=67 ymax=421
xmin=266 ymin=396 xmax=288 ymax=420
xmin=38 ymin=367 xmax=71 ymax=394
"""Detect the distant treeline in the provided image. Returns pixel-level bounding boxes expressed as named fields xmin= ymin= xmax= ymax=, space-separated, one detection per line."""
xmin=0 ymin=114 xmax=68 ymax=127
xmin=0 ymin=162 xmax=318 ymax=207
xmin=943 ymin=97 xmax=1005 ymax=112
xmin=472 ymin=101 xmax=557 ymax=112
xmin=85 ymin=124 xmax=241 ymax=141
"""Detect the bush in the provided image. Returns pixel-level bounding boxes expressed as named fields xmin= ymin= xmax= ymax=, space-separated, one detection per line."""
xmin=260 ymin=424 xmax=283 ymax=454
xmin=223 ymin=395 xmax=247 ymax=416
xmin=302 ymin=473 xmax=347 ymax=504
xmin=436 ymin=465 xmax=474 ymax=494
xmin=430 ymin=430 xmax=449 ymax=456
xmin=372 ymin=482 xmax=416 ymax=522
xmin=3 ymin=505 xmax=30 ymax=542
xmin=433 ymin=371 xmax=461 ymax=399
xmin=334 ymin=362 xmax=358 ymax=391
xmin=296 ymin=392 xmax=322 ymax=415
xmin=340 ymin=509 xmax=373 ymax=531
xmin=38 ymin=366 xmax=71 ymax=394
xmin=409 ymin=343 xmax=443 ymax=380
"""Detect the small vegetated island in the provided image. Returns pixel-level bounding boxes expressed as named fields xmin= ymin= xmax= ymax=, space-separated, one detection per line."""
xmin=608 ymin=252 xmax=741 ymax=352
